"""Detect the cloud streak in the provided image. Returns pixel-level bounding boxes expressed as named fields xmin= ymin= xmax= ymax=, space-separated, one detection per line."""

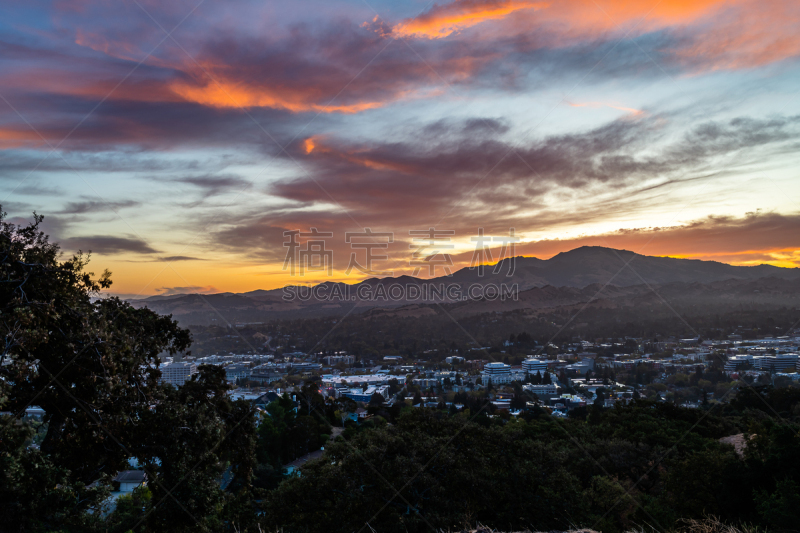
xmin=61 ymin=235 xmax=159 ymax=255
xmin=391 ymin=0 xmax=543 ymax=39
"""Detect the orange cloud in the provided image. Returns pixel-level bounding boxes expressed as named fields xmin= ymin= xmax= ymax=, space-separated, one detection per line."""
xmin=0 ymin=129 xmax=46 ymax=149
xmin=397 ymin=0 xmax=799 ymax=70
xmin=672 ymin=0 xmax=800 ymax=71
xmin=169 ymin=79 xmax=387 ymax=113
xmin=544 ymin=0 xmax=800 ymax=70
xmin=392 ymin=0 xmax=543 ymax=39
xmin=302 ymin=137 xmax=418 ymax=173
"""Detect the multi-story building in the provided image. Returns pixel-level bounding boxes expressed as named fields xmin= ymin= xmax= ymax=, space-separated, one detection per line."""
xmin=224 ymin=363 xmax=251 ymax=383
xmin=484 ymin=362 xmax=512 ymax=376
xmin=522 ymin=383 xmax=558 ymax=395
xmin=343 ymin=385 xmax=390 ymax=403
xmin=753 ymin=354 xmax=798 ymax=372
xmin=160 ymin=361 xmax=197 ymax=386
xmin=724 ymin=355 xmax=752 ymax=372
xmin=323 ymin=355 xmax=355 ymax=365
xmin=290 ymin=362 xmax=322 ymax=372
xmin=522 ymin=358 xmax=547 ymax=374
xmin=413 ymin=378 xmax=439 ymax=389
xmin=481 ymin=362 xmax=514 ymax=384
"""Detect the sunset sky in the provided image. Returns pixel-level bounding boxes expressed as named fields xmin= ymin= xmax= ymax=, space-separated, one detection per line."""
xmin=1 ymin=0 xmax=799 ymax=297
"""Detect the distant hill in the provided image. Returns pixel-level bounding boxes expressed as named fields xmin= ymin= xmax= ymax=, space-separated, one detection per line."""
xmin=447 ymin=246 xmax=799 ymax=289
xmin=127 ymin=246 xmax=800 ymax=325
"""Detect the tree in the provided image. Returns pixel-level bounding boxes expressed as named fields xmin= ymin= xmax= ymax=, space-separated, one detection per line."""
xmin=412 ymin=391 xmax=423 ymax=405
xmin=387 ymin=378 xmax=401 ymax=396
xmin=0 ymin=212 xmax=258 ymax=532
xmin=510 ymin=395 xmax=526 ymax=410
xmin=543 ymin=372 xmax=552 ymax=385
xmin=369 ymin=392 xmax=385 ymax=407
xmin=593 ymin=389 xmax=606 ymax=409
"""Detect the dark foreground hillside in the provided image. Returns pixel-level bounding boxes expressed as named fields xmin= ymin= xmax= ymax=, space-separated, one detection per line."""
xmin=258 ymin=387 xmax=800 ymax=533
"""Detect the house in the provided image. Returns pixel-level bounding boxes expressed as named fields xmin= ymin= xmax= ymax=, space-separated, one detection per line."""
xmin=113 ymin=470 xmax=147 ymax=492
xmin=253 ymin=391 xmax=280 ymax=408
xmin=355 ymin=407 xmax=369 ymax=419
xmin=284 ymin=449 xmax=324 ymax=475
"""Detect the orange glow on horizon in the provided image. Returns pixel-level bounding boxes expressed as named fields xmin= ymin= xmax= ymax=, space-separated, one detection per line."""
xmin=97 ymin=243 xmax=799 ymax=297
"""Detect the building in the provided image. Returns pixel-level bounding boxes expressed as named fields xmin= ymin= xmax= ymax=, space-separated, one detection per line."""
xmin=343 ymin=385 xmax=390 ymax=403
xmin=113 ymin=470 xmax=147 ymax=492
xmin=249 ymin=371 xmax=282 ymax=384
xmin=565 ymin=358 xmax=595 ymax=375
xmin=523 ymin=383 xmax=558 ymax=395
xmin=290 ymin=362 xmax=322 ymax=372
xmin=160 ymin=361 xmax=197 ymax=386
xmin=323 ymin=354 xmax=355 ymax=365
xmin=724 ymin=355 xmax=752 ymax=372
xmin=522 ymin=358 xmax=547 ymax=374
xmin=753 ymin=354 xmax=798 ymax=372
xmin=413 ymin=378 xmax=440 ymax=389
xmin=224 ymin=363 xmax=251 ymax=383
xmin=445 ymin=356 xmax=465 ymax=364
xmin=284 ymin=449 xmax=324 ymax=475
xmin=483 ymin=362 xmax=512 ymax=376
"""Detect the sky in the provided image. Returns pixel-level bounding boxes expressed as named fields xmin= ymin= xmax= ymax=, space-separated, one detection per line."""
xmin=1 ymin=0 xmax=799 ymax=298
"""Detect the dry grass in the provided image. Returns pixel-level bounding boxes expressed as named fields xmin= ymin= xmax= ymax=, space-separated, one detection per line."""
xmin=454 ymin=517 xmax=762 ymax=533
xmin=623 ymin=517 xmax=764 ymax=533
xmin=676 ymin=517 xmax=763 ymax=533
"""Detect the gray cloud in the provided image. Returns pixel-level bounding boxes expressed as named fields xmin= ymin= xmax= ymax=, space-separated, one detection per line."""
xmin=158 ymin=255 xmax=206 ymax=262
xmin=173 ymin=174 xmax=252 ymax=198
xmin=58 ymin=199 xmax=140 ymax=215
xmin=61 ymin=235 xmax=159 ymax=255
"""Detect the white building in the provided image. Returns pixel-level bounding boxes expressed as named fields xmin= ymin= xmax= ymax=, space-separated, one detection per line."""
xmin=753 ymin=354 xmax=798 ymax=372
xmin=484 ymin=362 xmax=511 ymax=375
xmin=160 ymin=361 xmax=197 ymax=386
xmin=481 ymin=362 xmax=513 ymax=384
xmin=522 ymin=358 xmax=547 ymax=374
xmin=343 ymin=385 xmax=390 ymax=403
xmin=113 ymin=470 xmax=147 ymax=492
xmin=724 ymin=355 xmax=752 ymax=372
xmin=523 ymin=383 xmax=558 ymax=395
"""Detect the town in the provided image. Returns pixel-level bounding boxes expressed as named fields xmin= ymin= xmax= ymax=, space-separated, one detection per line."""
xmin=160 ymin=331 xmax=800 ymax=419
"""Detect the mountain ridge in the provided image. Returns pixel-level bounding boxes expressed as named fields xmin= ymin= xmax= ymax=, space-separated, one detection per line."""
xmin=126 ymin=246 xmax=800 ymax=325
xmin=134 ymin=246 xmax=799 ymax=303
